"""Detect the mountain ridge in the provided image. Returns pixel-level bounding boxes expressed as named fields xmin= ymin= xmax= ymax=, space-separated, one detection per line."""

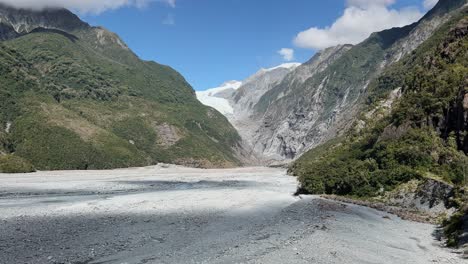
xmin=196 ymin=62 xmax=302 ymax=163
xmin=242 ymin=0 xmax=468 ymax=163
xmin=0 ymin=3 xmax=88 ymax=37
xmin=0 ymin=5 xmax=243 ymax=172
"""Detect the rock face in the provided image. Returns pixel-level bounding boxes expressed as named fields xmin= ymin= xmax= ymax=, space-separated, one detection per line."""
xmin=241 ymin=0 xmax=467 ymax=164
xmin=232 ymin=63 xmax=302 ymax=119
xmin=197 ymin=63 xmax=301 ymax=162
xmin=416 ymin=180 xmax=457 ymax=214
xmin=384 ymin=179 xmax=457 ymax=216
xmin=0 ymin=4 xmax=88 ymax=38
xmin=228 ymin=64 xmax=301 ymax=154
xmin=250 ymin=45 xmax=354 ymax=162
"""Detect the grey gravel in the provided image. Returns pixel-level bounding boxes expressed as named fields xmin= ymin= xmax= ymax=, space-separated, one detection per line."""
xmin=0 ymin=165 xmax=464 ymax=264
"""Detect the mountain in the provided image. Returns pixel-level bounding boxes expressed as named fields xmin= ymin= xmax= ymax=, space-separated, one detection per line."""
xmin=0 ymin=5 xmax=243 ymax=172
xmin=231 ymin=63 xmax=301 ymax=120
xmin=0 ymin=4 xmax=88 ymax=40
xmin=235 ymin=0 xmax=468 ymax=163
xmin=196 ymin=63 xmax=300 ymax=162
xmin=292 ymin=4 xmax=468 ymax=195
xmin=197 ymin=63 xmax=300 ymax=117
xmin=291 ymin=2 xmax=467 ymax=247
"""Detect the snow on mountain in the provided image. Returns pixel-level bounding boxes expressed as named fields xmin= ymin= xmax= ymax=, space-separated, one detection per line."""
xmin=196 ymin=80 xmax=242 ymax=115
xmin=260 ymin=63 xmax=301 ymax=73
xmin=200 ymin=80 xmax=243 ymax=96
xmin=196 ymin=63 xmax=301 ymax=116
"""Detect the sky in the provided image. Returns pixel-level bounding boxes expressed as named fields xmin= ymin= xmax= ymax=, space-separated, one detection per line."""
xmin=0 ymin=0 xmax=438 ymax=91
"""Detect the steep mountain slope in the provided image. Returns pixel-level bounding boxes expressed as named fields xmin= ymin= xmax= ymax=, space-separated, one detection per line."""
xmin=197 ymin=63 xmax=300 ymax=118
xmin=231 ymin=63 xmax=302 ymax=120
xmin=248 ymin=0 xmax=467 ymax=163
xmin=291 ymin=5 xmax=467 ymax=247
xmin=0 ymin=5 xmax=242 ymax=172
xmin=196 ymin=63 xmax=300 ymax=161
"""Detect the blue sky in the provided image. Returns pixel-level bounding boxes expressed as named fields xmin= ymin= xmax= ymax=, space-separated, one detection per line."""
xmin=76 ymin=0 xmax=434 ymax=91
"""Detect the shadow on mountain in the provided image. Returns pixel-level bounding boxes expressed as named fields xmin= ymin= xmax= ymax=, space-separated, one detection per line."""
xmin=29 ymin=27 xmax=79 ymax=42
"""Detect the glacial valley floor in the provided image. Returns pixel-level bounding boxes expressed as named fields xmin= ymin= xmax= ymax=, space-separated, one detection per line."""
xmin=0 ymin=165 xmax=464 ymax=264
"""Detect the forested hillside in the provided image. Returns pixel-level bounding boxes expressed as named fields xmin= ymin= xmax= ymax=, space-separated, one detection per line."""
xmin=0 ymin=6 xmax=242 ymax=172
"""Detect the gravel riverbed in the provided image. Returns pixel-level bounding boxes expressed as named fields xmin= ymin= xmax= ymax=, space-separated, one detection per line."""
xmin=0 ymin=165 xmax=464 ymax=264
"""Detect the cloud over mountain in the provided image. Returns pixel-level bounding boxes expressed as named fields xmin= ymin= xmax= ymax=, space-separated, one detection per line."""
xmin=0 ymin=0 xmax=175 ymax=14
xmin=278 ymin=48 xmax=295 ymax=61
xmin=294 ymin=0 xmax=423 ymax=50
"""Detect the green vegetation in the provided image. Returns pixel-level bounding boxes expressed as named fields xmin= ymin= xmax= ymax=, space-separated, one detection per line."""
xmin=292 ymin=127 xmax=466 ymax=196
xmin=291 ymin=9 xmax=468 ymax=197
xmin=0 ymin=154 xmax=34 ymax=173
xmin=290 ymin=7 xmax=468 ymax=249
xmin=443 ymin=204 xmax=467 ymax=247
xmin=0 ymin=24 xmax=241 ymax=172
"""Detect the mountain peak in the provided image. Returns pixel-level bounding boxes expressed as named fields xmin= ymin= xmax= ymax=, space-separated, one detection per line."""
xmin=260 ymin=63 xmax=301 ymax=73
xmin=220 ymin=80 xmax=243 ymax=90
xmin=0 ymin=3 xmax=88 ymax=37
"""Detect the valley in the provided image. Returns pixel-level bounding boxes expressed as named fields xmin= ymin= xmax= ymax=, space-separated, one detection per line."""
xmin=0 ymin=0 xmax=467 ymax=262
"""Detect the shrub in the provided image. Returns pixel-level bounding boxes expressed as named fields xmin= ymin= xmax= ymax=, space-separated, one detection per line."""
xmin=0 ymin=154 xmax=35 ymax=173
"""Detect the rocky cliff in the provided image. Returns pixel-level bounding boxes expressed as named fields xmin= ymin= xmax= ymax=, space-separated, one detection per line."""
xmin=245 ymin=0 xmax=467 ymax=163
xmin=197 ymin=63 xmax=300 ymax=163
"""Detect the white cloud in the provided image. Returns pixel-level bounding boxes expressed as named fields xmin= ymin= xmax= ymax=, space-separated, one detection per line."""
xmin=294 ymin=1 xmax=422 ymax=50
xmin=423 ymin=0 xmax=438 ymax=10
xmin=0 ymin=0 xmax=176 ymax=14
xmin=278 ymin=48 xmax=295 ymax=61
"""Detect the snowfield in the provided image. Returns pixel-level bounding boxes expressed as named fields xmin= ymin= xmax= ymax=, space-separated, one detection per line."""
xmin=0 ymin=165 xmax=464 ymax=264
xmin=196 ymin=80 xmax=242 ymax=115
